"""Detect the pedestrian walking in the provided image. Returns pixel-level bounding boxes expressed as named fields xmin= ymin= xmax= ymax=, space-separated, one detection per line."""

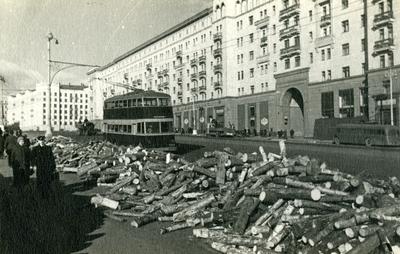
xmin=31 ymin=136 xmax=57 ymax=198
xmin=11 ymin=136 xmax=31 ymax=188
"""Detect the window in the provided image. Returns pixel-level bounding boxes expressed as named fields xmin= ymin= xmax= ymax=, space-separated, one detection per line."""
xmin=342 ymin=20 xmax=349 ymax=32
xmin=322 ymin=71 xmax=326 ymax=81
xmin=310 ymin=53 xmax=314 ymax=63
xmin=309 ymin=10 xmax=313 ymax=21
xmin=250 ymin=85 xmax=255 ymax=94
xmin=295 ymin=56 xmax=300 ymax=67
xmin=273 ymin=25 xmax=276 ymax=34
xmin=249 ymin=51 xmax=254 ymax=60
xmin=327 ymin=48 xmax=331 ymax=59
xmin=285 ymin=59 xmax=290 ymax=69
xmin=342 ymin=43 xmax=349 ymax=56
xmin=327 ymin=70 xmax=331 ymax=80
xmin=249 ymin=16 xmax=253 ymax=25
xmin=249 ymin=33 xmax=254 ymax=43
xmin=321 ymin=49 xmax=325 ymax=61
xmin=379 ymin=28 xmax=385 ymax=40
xmin=250 ymin=68 xmax=254 ymax=78
xmin=380 ymin=55 xmax=385 ymax=68
xmin=321 ymin=92 xmax=334 ymax=118
xmin=309 ymin=31 xmax=313 ymax=40
xmin=342 ymin=0 xmax=349 ymax=9
xmin=273 ymin=43 xmax=276 ymax=53
xmin=273 ymin=62 xmax=277 ymax=72
xmin=342 ymin=66 xmax=350 ymax=78
xmin=388 ymin=53 xmax=394 ymax=66
xmin=339 ymin=89 xmax=354 ymax=118
xmin=362 ymin=63 xmax=366 ymax=74
xmin=361 ymin=14 xmax=365 ymax=27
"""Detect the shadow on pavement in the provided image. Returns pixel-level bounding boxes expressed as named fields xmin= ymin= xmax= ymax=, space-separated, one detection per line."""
xmin=0 ymin=174 xmax=105 ymax=254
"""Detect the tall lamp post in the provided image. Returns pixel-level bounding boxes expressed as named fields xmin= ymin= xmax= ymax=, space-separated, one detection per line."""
xmin=45 ymin=32 xmax=99 ymax=138
xmin=385 ymin=68 xmax=398 ymax=126
xmin=45 ymin=32 xmax=59 ymax=138
xmin=191 ymin=89 xmax=197 ymax=135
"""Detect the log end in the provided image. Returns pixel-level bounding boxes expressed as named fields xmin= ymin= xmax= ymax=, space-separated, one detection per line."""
xmin=311 ymin=188 xmax=321 ymax=201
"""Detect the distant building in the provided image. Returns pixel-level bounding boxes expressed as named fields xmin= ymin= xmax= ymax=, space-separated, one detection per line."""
xmin=7 ymin=82 xmax=93 ymax=131
xmin=88 ymin=0 xmax=400 ymax=137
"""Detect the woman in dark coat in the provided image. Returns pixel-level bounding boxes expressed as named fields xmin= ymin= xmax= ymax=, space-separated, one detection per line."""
xmin=5 ymin=129 xmax=17 ymax=166
xmin=11 ymin=136 xmax=31 ymax=187
xmin=31 ymin=136 xmax=56 ymax=198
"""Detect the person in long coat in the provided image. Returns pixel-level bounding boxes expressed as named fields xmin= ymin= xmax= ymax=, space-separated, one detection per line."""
xmin=11 ymin=136 xmax=31 ymax=187
xmin=31 ymin=136 xmax=56 ymax=198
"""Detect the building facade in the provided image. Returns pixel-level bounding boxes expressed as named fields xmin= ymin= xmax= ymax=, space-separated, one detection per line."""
xmin=88 ymin=0 xmax=400 ymax=137
xmin=7 ymin=82 xmax=93 ymax=131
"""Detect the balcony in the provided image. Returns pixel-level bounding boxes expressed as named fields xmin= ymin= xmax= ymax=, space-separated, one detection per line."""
xmin=260 ymin=36 xmax=268 ymax=46
xmin=199 ymin=70 xmax=206 ymax=78
xmin=213 ymin=32 xmax=222 ymax=42
xmin=177 ymin=91 xmax=183 ymax=97
xmin=315 ymin=35 xmax=334 ymax=48
xmin=146 ymin=63 xmax=152 ymax=70
xmin=199 ymin=55 xmax=206 ymax=64
xmin=255 ymin=16 xmax=270 ymax=28
xmin=157 ymin=71 xmax=163 ymax=78
xmin=190 ymin=58 xmax=198 ymax=66
xmin=279 ymin=3 xmax=300 ymax=21
xmin=191 ymin=87 xmax=198 ymax=93
xmin=199 ymin=85 xmax=207 ymax=92
xmin=174 ymin=63 xmax=184 ymax=70
xmin=177 ymin=77 xmax=183 ymax=84
xmin=213 ymin=63 xmax=222 ymax=73
xmin=256 ymin=53 xmax=270 ymax=64
xmin=279 ymin=25 xmax=300 ymax=41
xmin=373 ymin=11 xmax=394 ymax=30
xmin=213 ymin=48 xmax=222 ymax=57
xmin=320 ymin=14 xmax=331 ymax=27
xmin=280 ymin=44 xmax=301 ymax=59
xmin=176 ymin=50 xmax=183 ymax=58
xmin=190 ymin=73 xmax=198 ymax=80
xmin=214 ymin=81 xmax=222 ymax=90
xmin=373 ymin=38 xmax=395 ymax=56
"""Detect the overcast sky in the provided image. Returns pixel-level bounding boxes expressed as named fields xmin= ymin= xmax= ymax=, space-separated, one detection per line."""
xmin=0 ymin=0 xmax=210 ymax=95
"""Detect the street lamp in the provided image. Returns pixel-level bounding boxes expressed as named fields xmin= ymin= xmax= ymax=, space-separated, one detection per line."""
xmin=385 ymin=68 xmax=398 ymax=126
xmin=191 ymin=89 xmax=198 ymax=135
xmin=45 ymin=32 xmax=59 ymax=138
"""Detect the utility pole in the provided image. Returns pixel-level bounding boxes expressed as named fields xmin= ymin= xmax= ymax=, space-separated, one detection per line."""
xmin=385 ymin=68 xmax=398 ymax=126
xmin=45 ymin=32 xmax=99 ymax=137
xmin=0 ymin=75 xmax=5 ymax=126
xmin=363 ymin=0 xmax=370 ymax=121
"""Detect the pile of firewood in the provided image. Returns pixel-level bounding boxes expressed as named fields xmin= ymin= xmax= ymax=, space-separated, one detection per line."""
xmin=52 ymin=137 xmax=400 ymax=254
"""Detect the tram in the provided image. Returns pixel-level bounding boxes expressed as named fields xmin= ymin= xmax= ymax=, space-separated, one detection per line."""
xmin=103 ymin=90 xmax=176 ymax=151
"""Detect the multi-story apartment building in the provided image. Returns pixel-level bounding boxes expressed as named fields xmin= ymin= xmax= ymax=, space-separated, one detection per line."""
xmin=88 ymin=0 xmax=400 ymax=137
xmin=7 ymin=82 xmax=93 ymax=131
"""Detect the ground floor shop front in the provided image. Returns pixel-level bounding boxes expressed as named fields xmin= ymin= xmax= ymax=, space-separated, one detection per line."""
xmin=173 ymin=66 xmax=400 ymax=138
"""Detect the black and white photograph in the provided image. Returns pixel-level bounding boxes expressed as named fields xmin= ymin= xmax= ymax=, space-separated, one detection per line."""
xmin=1 ymin=0 xmax=400 ymax=253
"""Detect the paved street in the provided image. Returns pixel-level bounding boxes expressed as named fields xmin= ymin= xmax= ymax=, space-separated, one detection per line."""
xmin=177 ymin=135 xmax=400 ymax=179
xmin=0 ymin=156 xmax=216 ymax=254
xmin=1 ymin=136 xmax=400 ymax=254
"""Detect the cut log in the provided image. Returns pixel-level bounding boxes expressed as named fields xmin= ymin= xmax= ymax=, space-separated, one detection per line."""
xmin=254 ymin=199 xmax=285 ymax=226
xmin=233 ymin=197 xmax=260 ymax=234
xmin=160 ymin=219 xmax=200 ymax=234
xmin=130 ymin=210 xmax=164 ymax=228
xmin=107 ymin=175 xmax=135 ymax=194
xmin=192 ymin=165 xmax=216 ymax=178
xmin=173 ymin=194 xmax=216 ymax=222
xmin=90 ymin=194 xmax=119 ymax=209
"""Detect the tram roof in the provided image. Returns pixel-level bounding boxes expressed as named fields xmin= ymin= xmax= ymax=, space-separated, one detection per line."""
xmin=104 ymin=89 xmax=170 ymax=102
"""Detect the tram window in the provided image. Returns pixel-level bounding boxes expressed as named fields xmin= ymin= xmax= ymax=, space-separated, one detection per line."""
xmin=161 ymin=122 xmax=173 ymax=133
xmin=132 ymin=99 xmax=137 ymax=107
xmin=137 ymin=98 xmax=142 ymax=106
xmin=128 ymin=125 xmax=132 ymax=133
xmin=123 ymin=125 xmax=127 ymax=132
xmin=127 ymin=100 xmax=131 ymax=107
xmin=159 ymin=98 xmax=170 ymax=106
xmin=144 ymin=98 xmax=157 ymax=106
xmin=137 ymin=123 xmax=144 ymax=133
xmin=123 ymin=100 xmax=128 ymax=107
xmin=146 ymin=122 xmax=160 ymax=133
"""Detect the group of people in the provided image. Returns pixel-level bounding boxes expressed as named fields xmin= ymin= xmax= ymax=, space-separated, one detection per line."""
xmin=0 ymin=129 xmax=57 ymax=198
